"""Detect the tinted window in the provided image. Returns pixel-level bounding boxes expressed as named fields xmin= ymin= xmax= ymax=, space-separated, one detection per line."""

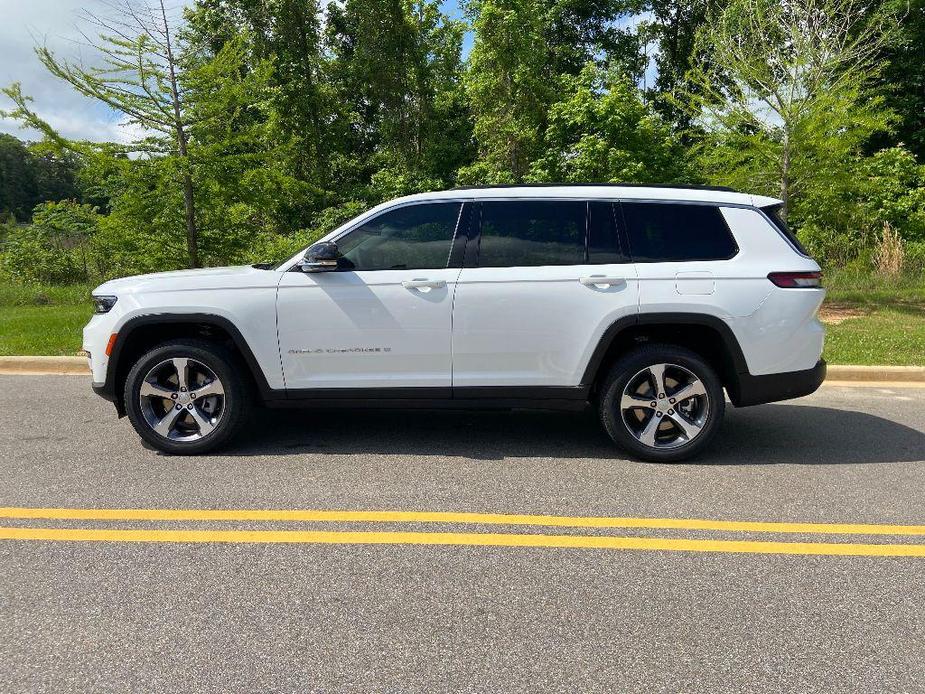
xmin=337 ymin=203 xmax=461 ymax=271
xmin=622 ymin=202 xmax=737 ymax=262
xmin=478 ymin=201 xmax=586 ymax=267
xmin=588 ymin=201 xmax=627 ymax=264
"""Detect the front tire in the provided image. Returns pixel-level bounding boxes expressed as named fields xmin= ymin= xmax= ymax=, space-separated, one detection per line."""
xmin=598 ymin=344 xmax=725 ymax=462
xmin=124 ymin=339 xmax=250 ymax=455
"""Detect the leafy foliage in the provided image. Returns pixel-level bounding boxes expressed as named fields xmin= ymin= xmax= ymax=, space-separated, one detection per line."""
xmin=1 ymin=0 xmax=924 ymax=281
xmin=529 ymin=64 xmax=690 ymax=183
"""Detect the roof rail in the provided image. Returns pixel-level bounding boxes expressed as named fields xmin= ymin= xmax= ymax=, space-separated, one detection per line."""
xmin=451 ymin=183 xmax=739 ymax=193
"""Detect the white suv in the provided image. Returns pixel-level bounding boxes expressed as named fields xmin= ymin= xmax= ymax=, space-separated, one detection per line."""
xmin=84 ymin=185 xmax=825 ymax=461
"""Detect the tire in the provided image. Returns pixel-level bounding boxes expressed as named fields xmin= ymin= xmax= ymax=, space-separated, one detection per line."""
xmin=123 ymin=339 xmax=250 ymax=455
xmin=598 ymin=343 xmax=725 ymax=462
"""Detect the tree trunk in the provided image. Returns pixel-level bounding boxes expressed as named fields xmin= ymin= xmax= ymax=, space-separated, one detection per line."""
xmin=780 ymin=132 xmax=791 ymax=222
xmin=161 ymin=0 xmax=199 ymax=268
xmin=180 ymin=164 xmax=199 ymax=268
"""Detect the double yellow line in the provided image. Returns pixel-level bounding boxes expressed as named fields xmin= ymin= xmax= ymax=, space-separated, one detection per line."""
xmin=2 ymin=507 xmax=925 ymax=556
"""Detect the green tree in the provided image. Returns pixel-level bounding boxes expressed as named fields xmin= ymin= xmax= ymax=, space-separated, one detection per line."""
xmin=460 ymin=0 xmax=550 ymax=183
xmin=26 ymin=0 xmax=213 ymax=266
xmin=326 ymin=0 xmax=470 ymax=193
xmin=875 ymin=0 xmax=925 ymax=160
xmin=643 ymin=0 xmax=711 ymax=128
xmin=685 ymin=0 xmax=897 ymax=225
xmin=0 ymin=134 xmax=80 ymax=222
xmin=529 ymin=64 xmax=690 ymax=183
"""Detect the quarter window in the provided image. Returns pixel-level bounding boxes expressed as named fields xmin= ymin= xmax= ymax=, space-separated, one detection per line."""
xmin=478 ymin=200 xmax=586 ymax=267
xmin=621 ymin=202 xmax=737 ymax=262
xmin=336 ymin=203 xmax=461 ymax=271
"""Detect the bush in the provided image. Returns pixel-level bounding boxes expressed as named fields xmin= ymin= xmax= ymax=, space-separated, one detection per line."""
xmin=906 ymin=242 xmax=925 ymax=275
xmin=874 ymin=222 xmax=905 ymax=278
xmin=1 ymin=201 xmax=100 ymax=284
xmin=861 ymin=147 xmax=925 ymax=245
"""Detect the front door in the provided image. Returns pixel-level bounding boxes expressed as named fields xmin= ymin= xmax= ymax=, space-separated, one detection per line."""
xmin=277 ymin=201 xmax=465 ymax=392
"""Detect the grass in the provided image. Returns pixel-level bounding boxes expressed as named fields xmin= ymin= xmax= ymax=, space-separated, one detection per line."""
xmin=820 ymin=267 xmax=925 ymax=365
xmin=823 ymin=306 xmax=925 ymax=365
xmin=0 ymin=275 xmax=923 ymax=364
xmin=0 ymin=283 xmax=93 ymax=356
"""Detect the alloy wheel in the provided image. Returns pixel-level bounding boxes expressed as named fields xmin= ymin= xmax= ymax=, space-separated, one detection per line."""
xmin=619 ymin=362 xmax=710 ymax=450
xmin=138 ymin=357 xmax=226 ymax=442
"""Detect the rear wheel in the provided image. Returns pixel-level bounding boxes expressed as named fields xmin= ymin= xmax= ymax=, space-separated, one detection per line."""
xmin=124 ymin=339 xmax=250 ymax=454
xmin=598 ymin=344 xmax=725 ymax=462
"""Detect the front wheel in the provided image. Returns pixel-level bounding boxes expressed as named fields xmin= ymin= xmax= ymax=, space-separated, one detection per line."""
xmin=124 ymin=339 xmax=250 ymax=455
xmin=598 ymin=344 xmax=725 ymax=462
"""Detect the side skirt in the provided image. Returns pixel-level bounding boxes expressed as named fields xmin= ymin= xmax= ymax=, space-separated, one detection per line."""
xmin=265 ymin=385 xmax=591 ymax=412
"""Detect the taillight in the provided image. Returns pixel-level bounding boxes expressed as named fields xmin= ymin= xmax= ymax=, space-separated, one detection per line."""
xmin=767 ymin=271 xmax=822 ymax=288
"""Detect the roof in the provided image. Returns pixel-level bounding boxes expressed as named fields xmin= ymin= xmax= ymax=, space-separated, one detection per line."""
xmin=387 ymin=184 xmax=781 ymax=208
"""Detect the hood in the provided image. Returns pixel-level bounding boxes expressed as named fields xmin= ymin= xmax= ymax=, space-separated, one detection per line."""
xmin=93 ymin=265 xmax=278 ymax=295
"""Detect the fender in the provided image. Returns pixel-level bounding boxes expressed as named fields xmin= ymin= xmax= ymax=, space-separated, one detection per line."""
xmin=578 ymin=312 xmax=750 ymax=388
xmin=99 ymin=313 xmax=279 ymax=411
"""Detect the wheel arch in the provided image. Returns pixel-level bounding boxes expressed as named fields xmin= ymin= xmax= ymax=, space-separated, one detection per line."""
xmin=581 ymin=313 xmax=749 ymax=404
xmin=104 ymin=313 xmax=275 ymax=416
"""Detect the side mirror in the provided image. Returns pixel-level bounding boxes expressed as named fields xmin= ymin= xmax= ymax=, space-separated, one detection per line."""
xmin=299 ymin=241 xmax=341 ymax=273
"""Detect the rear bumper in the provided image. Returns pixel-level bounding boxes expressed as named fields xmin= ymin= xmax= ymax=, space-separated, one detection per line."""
xmin=731 ymin=359 xmax=826 ymax=407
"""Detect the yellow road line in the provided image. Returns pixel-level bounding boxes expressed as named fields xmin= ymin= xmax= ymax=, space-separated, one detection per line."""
xmin=2 ymin=526 xmax=924 ymax=556
xmin=1 ymin=507 xmax=924 ymax=536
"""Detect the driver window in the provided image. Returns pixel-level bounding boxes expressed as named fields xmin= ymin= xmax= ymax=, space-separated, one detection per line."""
xmin=336 ymin=202 xmax=462 ymax=271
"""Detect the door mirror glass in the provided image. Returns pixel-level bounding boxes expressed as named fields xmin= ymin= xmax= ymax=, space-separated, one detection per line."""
xmin=299 ymin=241 xmax=341 ymax=272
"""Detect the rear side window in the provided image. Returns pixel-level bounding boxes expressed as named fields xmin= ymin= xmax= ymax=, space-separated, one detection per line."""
xmin=762 ymin=204 xmax=809 ymax=256
xmin=621 ymin=202 xmax=737 ymax=262
xmin=478 ymin=201 xmax=585 ymax=267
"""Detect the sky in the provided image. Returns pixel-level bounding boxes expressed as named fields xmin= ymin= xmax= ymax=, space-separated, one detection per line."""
xmin=0 ymin=0 xmax=152 ymax=143
xmin=0 ymin=0 xmax=470 ymax=144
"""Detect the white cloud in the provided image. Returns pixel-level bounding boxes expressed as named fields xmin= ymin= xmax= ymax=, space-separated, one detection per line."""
xmin=0 ymin=0 xmax=187 ymax=144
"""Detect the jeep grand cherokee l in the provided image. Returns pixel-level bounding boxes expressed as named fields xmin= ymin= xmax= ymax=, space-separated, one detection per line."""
xmin=83 ymin=184 xmax=826 ymax=462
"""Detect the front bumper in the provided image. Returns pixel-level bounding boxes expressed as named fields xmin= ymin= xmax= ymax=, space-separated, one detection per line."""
xmin=730 ymin=359 xmax=827 ymax=407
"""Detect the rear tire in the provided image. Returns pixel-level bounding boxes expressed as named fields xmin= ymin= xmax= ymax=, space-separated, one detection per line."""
xmin=124 ymin=339 xmax=250 ymax=455
xmin=598 ymin=344 xmax=725 ymax=462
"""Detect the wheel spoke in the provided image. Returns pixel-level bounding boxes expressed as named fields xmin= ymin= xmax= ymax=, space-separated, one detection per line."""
xmin=187 ymin=406 xmax=216 ymax=436
xmin=672 ymin=379 xmax=706 ymax=403
xmin=192 ymin=380 xmax=224 ymax=399
xmin=172 ymin=357 xmax=189 ymax=390
xmin=636 ymin=414 xmax=661 ymax=447
xmin=139 ymin=381 xmax=177 ymax=399
xmin=153 ymin=407 xmax=184 ymax=437
xmin=667 ymin=411 xmax=703 ymax=441
xmin=620 ymin=392 xmax=654 ymax=411
xmin=648 ymin=363 xmax=667 ymax=397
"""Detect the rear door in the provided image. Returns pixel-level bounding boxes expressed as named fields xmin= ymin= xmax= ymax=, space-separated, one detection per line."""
xmin=451 ymin=199 xmax=638 ymax=391
xmin=620 ymin=201 xmax=768 ymax=319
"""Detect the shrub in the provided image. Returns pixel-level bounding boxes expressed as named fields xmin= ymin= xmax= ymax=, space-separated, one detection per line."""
xmin=1 ymin=201 xmax=100 ymax=284
xmin=874 ymin=222 xmax=904 ymax=277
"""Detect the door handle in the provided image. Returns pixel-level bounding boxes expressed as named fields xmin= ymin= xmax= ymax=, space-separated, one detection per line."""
xmin=579 ymin=275 xmax=625 ymax=287
xmin=402 ymin=278 xmax=446 ymax=290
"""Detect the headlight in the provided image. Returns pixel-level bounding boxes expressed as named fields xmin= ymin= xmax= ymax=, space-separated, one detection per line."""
xmin=93 ymin=295 xmax=118 ymax=314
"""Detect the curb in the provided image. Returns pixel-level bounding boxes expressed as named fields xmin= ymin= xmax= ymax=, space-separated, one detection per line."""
xmin=825 ymin=365 xmax=925 ymax=383
xmin=0 ymin=357 xmax=923 ymax=383
xmin=0 ymin=356 xmax=89 ymax=375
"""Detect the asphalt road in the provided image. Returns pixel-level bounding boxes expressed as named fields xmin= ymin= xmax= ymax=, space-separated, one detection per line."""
xmin=1 ymin=375 xmax=924 ymax=692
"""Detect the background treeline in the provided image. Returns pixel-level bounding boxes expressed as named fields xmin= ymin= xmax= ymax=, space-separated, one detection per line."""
xmin=1 ymin=0 xmax=924 ymax=285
